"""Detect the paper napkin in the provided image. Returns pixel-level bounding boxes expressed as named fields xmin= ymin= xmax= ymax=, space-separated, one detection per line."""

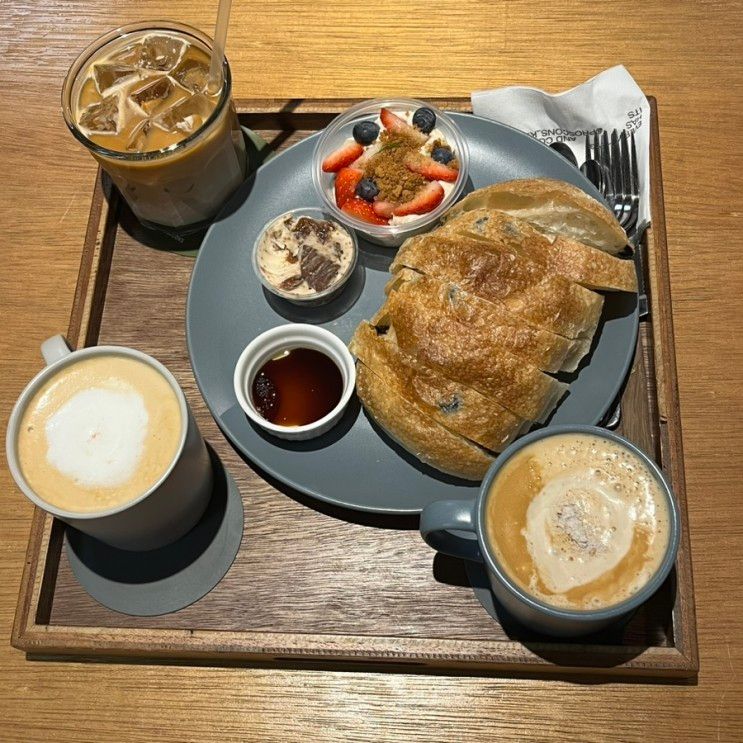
xmin=472 ymin=65 xmax=651 ymax=227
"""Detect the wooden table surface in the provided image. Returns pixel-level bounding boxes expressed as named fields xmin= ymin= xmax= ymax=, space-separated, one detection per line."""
xmin=1 ymin=1 xmax=742 ymax=740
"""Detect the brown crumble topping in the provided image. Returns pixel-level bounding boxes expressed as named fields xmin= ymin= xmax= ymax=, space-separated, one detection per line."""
xmin=364 ymin=133 xmax=426 ymax=203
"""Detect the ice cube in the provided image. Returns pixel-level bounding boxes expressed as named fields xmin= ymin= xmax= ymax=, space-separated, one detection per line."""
xmin=126 ymin=119 xmax=152 ymax=152
xmin=138 ymin=35 xmax=185 ymax=71
xmin=79 ymin=95 xmax=120 ymax=133
xmin=93 ymin=63 xmax=138 ymax=93
xmin=171 ymin=57 xmax=209 ymax=93
xmin=153 ymin=94 xmax=211 ymax=135
xmin=112 ymin=43 xmax=145 ymax=66
xmin=130 ymin=76 xmax=174 ymax=113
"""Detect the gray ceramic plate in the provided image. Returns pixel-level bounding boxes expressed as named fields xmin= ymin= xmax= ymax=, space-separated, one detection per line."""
xmin=186 ymin=113 xmax=638 ymax=515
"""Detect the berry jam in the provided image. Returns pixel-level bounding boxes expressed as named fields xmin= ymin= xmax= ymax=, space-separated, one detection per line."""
xmin=251 ymin=347 xmax=343 ymax=426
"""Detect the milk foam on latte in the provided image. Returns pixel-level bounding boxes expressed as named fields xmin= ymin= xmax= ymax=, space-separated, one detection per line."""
xmin=45 ymin=388 xmax=149 ymax=489
xmin=17 ymin=354 xmax=182 ymax=513
xmin=485 ymin=433 xmax=670 ymax=611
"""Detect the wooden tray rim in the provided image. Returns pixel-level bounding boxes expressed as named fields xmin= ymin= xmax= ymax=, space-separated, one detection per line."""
xmin=10 ymin=96 xmax=699 ymax=678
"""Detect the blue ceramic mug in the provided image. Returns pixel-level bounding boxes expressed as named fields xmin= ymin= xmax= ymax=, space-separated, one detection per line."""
xmin=419 ymin=425 xmax=680 ymax=637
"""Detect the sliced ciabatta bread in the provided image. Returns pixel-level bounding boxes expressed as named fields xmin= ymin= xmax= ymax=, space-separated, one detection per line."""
xmin=355 ymin=362 xmax=495 ymax=481
xmin=443 ymin=178 xmax=627 ymax=254
xmin=438 ymin=208 xmax=637 ymax=292
xmin=350 ymin=322 xmax=528 ymax=452
xmin=391 ymin=233 xmax=604 ymax=340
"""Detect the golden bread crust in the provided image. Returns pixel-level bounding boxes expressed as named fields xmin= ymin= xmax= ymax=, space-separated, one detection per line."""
xmin=372 ymin=284 xmax=568 ymax=421
xmin=355 ymin=362 xmax=495 ymax=481
xmin=382 ymin=271 xmax=589 ymax=373
xmin=438 ymin=208 xmax=637 ymax=292
xmin=391 ymin=233 xmax=604 ymax=340
xmin=350 ymin=322 xmax=527 ymax=451
xmin=443 ymin=178 xmax=628 ymax=254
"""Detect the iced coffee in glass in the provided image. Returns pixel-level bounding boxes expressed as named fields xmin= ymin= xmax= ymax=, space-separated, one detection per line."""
xmin=62 ymin=21 xmax=247 ymax=231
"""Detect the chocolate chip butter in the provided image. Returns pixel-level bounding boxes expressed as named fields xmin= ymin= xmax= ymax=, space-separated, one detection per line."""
xmin=485 ymin=432 xmax=671 ymax=611
xmin=256 ymin=214 xmax=355 ymax=301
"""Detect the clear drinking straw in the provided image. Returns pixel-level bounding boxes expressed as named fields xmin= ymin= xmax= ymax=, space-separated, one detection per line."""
xmin=207 ymin=0 xmax=233 ymax=94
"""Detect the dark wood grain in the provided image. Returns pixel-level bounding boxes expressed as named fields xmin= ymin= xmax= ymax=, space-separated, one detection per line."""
xmin=11 ymin=99 xmax=696 ymax=678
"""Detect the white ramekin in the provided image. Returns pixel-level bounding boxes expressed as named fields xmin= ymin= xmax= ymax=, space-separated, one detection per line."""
xmin=233 ymin=324 xmax=356 ymax=440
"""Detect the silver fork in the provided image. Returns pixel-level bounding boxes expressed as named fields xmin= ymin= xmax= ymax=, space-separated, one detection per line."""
xmin=585 ymin=129 xmax=649 ymax=428
xmin=611 ymin=130 xmax=640 ymax=236
xmin=591 ymin=129 xmax=641 ymax=240
xmin=590 ymin=130 xmax=613 ymax=206
xmin=615 ymin=130 xmax=648 ymax=317
xmin=588 ymin=129 xmax=648 ymax=315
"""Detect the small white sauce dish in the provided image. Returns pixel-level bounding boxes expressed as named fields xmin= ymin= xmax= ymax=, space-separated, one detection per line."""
xmin=233 ymin=324 xmax=356 ymax=441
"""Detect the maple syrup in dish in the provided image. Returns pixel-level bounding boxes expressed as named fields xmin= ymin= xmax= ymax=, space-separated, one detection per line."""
xmin=251 ymin=348 xmax=343 ymax=426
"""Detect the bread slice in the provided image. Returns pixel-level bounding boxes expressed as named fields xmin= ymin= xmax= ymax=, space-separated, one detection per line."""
xmin=371 ymin=287 xmax=568 ymax=422
xmin=443 ymin=178 xmax=627 ymax=254
xmin=355 ymin=361 xmax=495 ymax=481
xmin=438 ymin=208 xmax=637 ymax=292
xmin=350 ymin=322 xmax=528 ymax=451
xmin=384 ymin=270 xmax=591 ymax=373
xmin=391 ymin=233 xmax=604 ymax=340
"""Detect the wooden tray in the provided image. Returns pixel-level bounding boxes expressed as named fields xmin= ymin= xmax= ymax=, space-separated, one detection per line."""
xmin=11 ymin=98 xmax=699 ymax=679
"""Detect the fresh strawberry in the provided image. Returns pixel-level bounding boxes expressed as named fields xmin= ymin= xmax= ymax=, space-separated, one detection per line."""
xmin=392 ymin=182 xmax=445 ymax=217
xmin=379 ymin=108 xmax=427 ymax=145
xmin=372 ymin=200 xmax=396 ymax=219
xmin=322 ymin=141 xmax=363 ymax=173
xmin=379 ymin=107 xmax=408 ymax=132
xmin=334 ymin=167 xmax=363 ymax=208
xmin=342 ymin=197 xmax=390 ymax=225
xmin=406 ymin=154 xmax=459 ymax=182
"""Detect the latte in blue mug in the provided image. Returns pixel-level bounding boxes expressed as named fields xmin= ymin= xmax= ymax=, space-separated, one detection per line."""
xmin=420 ymin=426 xmax=680 ymax=637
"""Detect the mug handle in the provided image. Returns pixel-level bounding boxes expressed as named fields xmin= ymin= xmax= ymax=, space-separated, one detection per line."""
xmin=419 ymin=499 xmax=482 ymax=562
xmin=41 ymin=334 xmax=72 ymax=366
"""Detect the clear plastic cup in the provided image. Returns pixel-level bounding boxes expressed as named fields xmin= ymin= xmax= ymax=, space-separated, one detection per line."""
xmin=252 ymin=207 xmax=359 ymax=306
xmin=312 ymin=98 xmax=469 ymax=248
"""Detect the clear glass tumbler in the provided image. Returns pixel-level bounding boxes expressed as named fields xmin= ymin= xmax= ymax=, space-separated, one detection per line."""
xmin=62 ymin=21 xmax=247 ymax=232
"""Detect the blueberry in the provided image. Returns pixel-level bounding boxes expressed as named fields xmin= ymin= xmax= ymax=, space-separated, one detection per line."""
xmin=352 ymin=120 xmax=380 ymax=145
xmin=355 ymin=178 xmax=379 ymax=201
xmin=412 ymin=107 xmax=436 ymax=134
xmin=431 ymin=146 xmax=454 ymax=164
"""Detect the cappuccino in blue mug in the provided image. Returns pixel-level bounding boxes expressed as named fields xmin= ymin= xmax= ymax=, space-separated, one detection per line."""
xmin=420 ymin=426 xmax=680 ymax=637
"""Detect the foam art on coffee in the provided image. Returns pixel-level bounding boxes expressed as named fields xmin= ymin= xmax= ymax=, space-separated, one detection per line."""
xmin=44 ymin=388 xmax=149 ymax=489
xmin=486 ymin=433 xmax=670 ymax=611
xmin=524 ymin=472 xmax=636 ymax=594
xmin=17 ymin=355 xmax=182 ymax=513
